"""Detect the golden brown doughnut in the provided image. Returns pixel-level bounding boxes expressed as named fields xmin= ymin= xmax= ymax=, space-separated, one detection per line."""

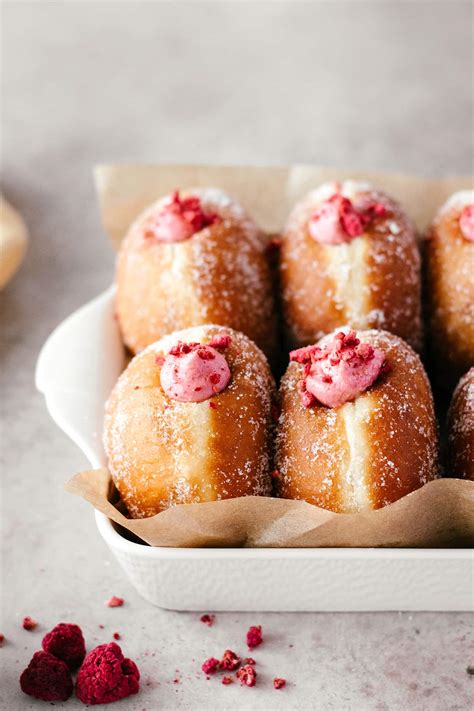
xmin=104 ymin=324 xmax=275 ymax=518
xmin=425 ymin=190 xmax=474 ymax=386
xmin=446 ymin=368 xmax=474 ymax=481
xmin=275 ymin=328 xmax=438 ymax=513
xmin=116 ymin=188 xmax=277 ymax=360
xmin=279 ymin=181 xmax=422 ymax=350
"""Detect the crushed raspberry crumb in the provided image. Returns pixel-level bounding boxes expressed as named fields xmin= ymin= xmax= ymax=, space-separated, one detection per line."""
xmin=76 ymin=642 xmax=140 ymax=705
xmin=208 ymin=401 xmax=218 ymax=409
xmin=200 ymin=614 xmax=215 ymax=626
xmin=274 ymin=677 xmax=286 ymax=689
xmin=208 ymin=335 xmax=232 ymax=350
xmin=246 ymin=625 xmax=263 ymax=649
xmin=113 ymin=632 xmax=121 ymax=640
xmin=220 ymin=649 xmax=241 ymax=671
xmin=22 ymin=616 xmax=37 ymax=631
xmin=244 ymin=657 xmax=256 ymax=665
xmin=222 ymin=675 xmax=233 ymax=685
xmin=201 ymin=657 xmax=220 ymax=675
xmin=42 ymin=623 xmax=86 ymax=670
xmin=20 ymin=651 xmax=73 ymax=702
xmin=0 ymin=634 xmax=4 ymax=645
xmin=236 ymin=664 xmax=257 ymax=687
xmin=106 ymin=596 xmax=124 ymax=608
xmin=271 ymin=469 xmax=280 ymax=480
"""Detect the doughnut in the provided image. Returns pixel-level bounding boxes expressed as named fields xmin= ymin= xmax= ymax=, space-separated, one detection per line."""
xmin=275 ymin=328 xmax=438 ymax=513
xmin=104 ymin=324 xmax=275 ymax=518
xmin=446 ymin=368 xmax=474 ymax=481
xmin=425 ymin=190 xmax=474 ymax=386
xmin=116 ymin=188 xmax=277 ymax=360
xmin=279 ymin=181 xmax=422 ymax=351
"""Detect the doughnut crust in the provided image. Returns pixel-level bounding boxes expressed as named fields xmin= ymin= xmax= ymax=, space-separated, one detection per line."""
xmin=104 ymin=325 xmax=275 ymax=518
xmin=425 ymin=190 xmax=474 ymax=385
xmin=446 ymin=368 xmax=474 ymax=481
xmin=275 ymin=330 xmax=438 ymax=513
xmin=116 ymin=188 xmax=277 ymax=359
xmin=279 ymin=181 xmax=422 ymax=350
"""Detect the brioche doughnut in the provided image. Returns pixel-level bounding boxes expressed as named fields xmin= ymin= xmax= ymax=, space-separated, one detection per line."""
xmin=425 ymin=190 xmax=474 ymax=386
xmin=279 ymin=181 xmax=422 ymax=350
xmin=116 ymin=188 xmax=277 ymax=360
xmin=104 ymin=325 xmax=275 ymax=518
xmin=275 ymin=328 xmax=438 ymax=513
xmin=446 ymin=368 xmax=474 ymax=481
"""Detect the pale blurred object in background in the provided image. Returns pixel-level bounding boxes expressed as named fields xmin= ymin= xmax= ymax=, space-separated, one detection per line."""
xmin=0 ymin=194 xmax=28 ymax=289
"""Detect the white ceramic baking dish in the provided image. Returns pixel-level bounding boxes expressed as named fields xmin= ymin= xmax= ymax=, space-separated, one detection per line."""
xmin=36 ymin=287 xmax=474 ymax=611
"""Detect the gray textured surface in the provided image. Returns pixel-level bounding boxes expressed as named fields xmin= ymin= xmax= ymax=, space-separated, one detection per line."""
xmin=1 ymin=1 xmax=473 ymax=709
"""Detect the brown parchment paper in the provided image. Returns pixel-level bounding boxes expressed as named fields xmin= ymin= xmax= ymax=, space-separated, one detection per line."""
xmin=79 ymin=163 xmax=474 ymax=549
xmin=66 ymin=470 xmax=474 ymax=547
xmin=94 ymin=163 xmax=473 ymax=249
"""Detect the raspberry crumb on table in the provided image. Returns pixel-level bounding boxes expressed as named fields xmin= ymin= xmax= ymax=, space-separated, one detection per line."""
xmin=222 ymin=675 xmax=233 ymax=685
xmin=200 ymin=613 xmax=215 ymax=626
xmin=0 ymin=633 xmax=4 ymax=645
xmin=201 ymin=657 xmax=220 ymax=675
xmin=274 ymin=677 xmax=286 ymax=689
xmin=106 ymin=596 xmax=124 ymax=608
xmin=113 ymin=632 xmax=121 ymax=640
xmin=236 ymin=664 xmax=257 ymax=687
xmin=246 ymin=625 xmax=263 ymax=649
xmin=22 ymin=616 xmax=38 ymax=631
xmin=220 ymin=649 xmax=241 ymax=671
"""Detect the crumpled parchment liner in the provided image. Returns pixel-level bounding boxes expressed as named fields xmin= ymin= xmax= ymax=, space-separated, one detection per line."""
xmin=66 ymin=470 xmax=474 ymax=548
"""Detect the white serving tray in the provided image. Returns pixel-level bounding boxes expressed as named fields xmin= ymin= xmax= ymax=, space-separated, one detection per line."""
xmin=36 ymin=288 xmax=474 ymax=611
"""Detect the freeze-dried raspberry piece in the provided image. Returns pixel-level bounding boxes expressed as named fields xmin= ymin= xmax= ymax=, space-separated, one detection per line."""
xmin=22 ymin=616 xmax=37 ymax=631
xmin=106 ymin=596 xmax=124 ymax=608
xmin=200 ymin=614 xmax=215 ymax=626
xmin=201 ymin=657 xmax=220 ymax=675
xmin=42 ymin=623 xmax=86 ymax=670
xmin=0 ymin=633 xmax=4 ymax=645
xmin=246 ymin=625 xmax=263 ymax=649
xmin=244 ymin=657 xmax=256 ymax=666
xmin=76 ymin=642 xmax=140 ymax=705
xmin=236 ymin=664 xmax=257 ymax=687
xmin=220 ymin=649 xmax=241 ymax=671
xmin=20 ymin=651 xmax=73 ymax=702
xmin=222 ymin=675 xmax=233 ymax=685
xmin=274 ymin=677 xmax=286 ymax=689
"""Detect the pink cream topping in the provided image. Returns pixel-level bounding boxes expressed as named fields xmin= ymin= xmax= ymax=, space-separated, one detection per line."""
xmin=159 ymin=339 xmax=231 ymax=402
xmin=308 ymin=194 xmax=386 ymax=245
xmin=459 ymin=204 xmax=474 ymax=241
xmin=144 ymin=191 xmax=220 ymax=243
xmin=290 ymin=330 xmax=388 ymax=408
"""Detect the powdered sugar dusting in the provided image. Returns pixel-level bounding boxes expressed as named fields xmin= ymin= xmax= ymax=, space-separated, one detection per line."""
xmin=280 ymin=182 xmax=422 ymax=351
xmin=117 ymin=188 xmax=276 ymax=358
xmin=447 ymin=368 xmax=474 ymax=481
xmin=104 ymin=325 xmax=275 ymax=517
xmin=276 ymin=329 xmax=438 ymax=512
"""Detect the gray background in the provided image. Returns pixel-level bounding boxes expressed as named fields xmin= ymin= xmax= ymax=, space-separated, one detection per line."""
xmin=1 ymin=1 xmax=473 ymax=709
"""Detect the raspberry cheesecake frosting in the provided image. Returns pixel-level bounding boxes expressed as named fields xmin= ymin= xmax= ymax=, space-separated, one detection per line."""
xmin=144 ymin=190 xmax=220 ymax=243
xmin=160 ymin=337 xmax=232 ymax=403
xmin=290 ymin=330 xmax=387 ymax=408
